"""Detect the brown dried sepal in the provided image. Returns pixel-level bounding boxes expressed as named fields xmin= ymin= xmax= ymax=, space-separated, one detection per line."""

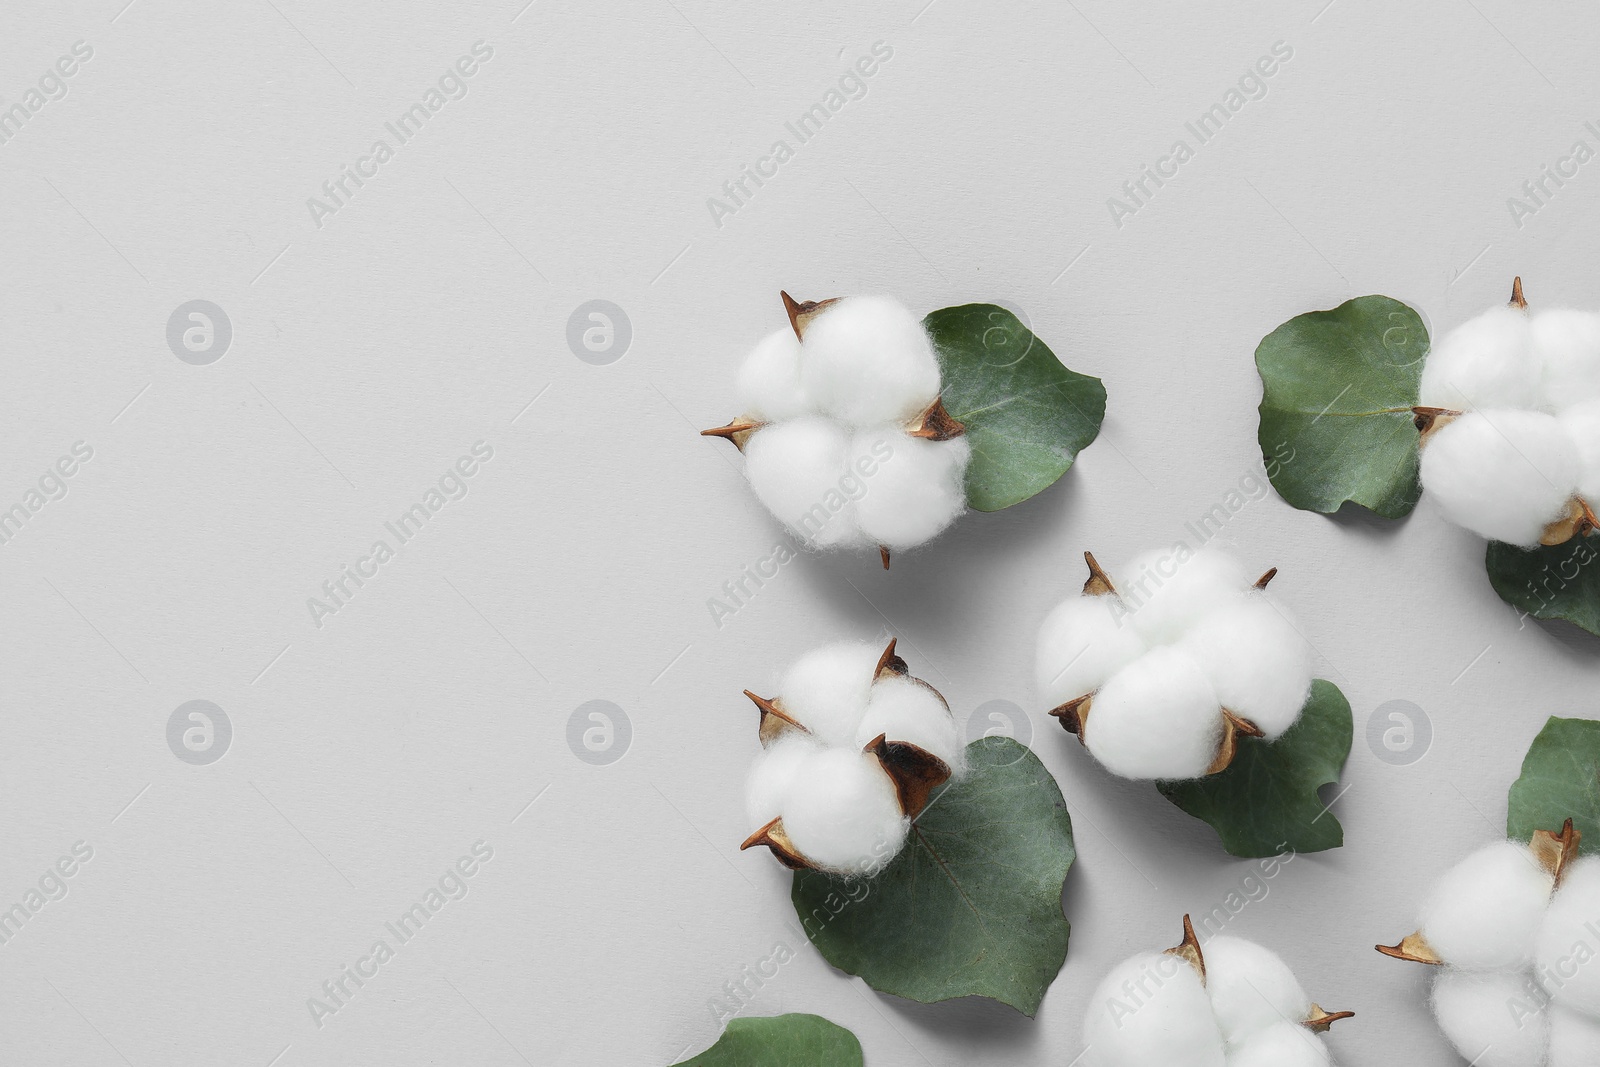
xmin=740 ymin=817 xmax=811 ymax=870
xmin=1254 ymin=567 xmax=1278 ymax=590
xmin=1049 ymin=694 xmax=1092 ymax=743
xmin=1411 ymin=406 xmax=1461 ymax=443
xmin=1510 ymin=275 xmax=1527 ymax=310
xmin=1540 ymin=498 xmax=1600 ymax=546
xmin=1375 ymin=931 xmax=1442 ymax=965
xmin=1531 ymin=818 xmax=1582 ymax=887
xmin=907 ymin=396 xmax=966 ymax=441
xmin=879 ymin=546 xmax=891 ymax=570
xmin=864 ymin=733 xmax=951 ymax=818
xmin=1206 ymin=710 xmax=1265 ymax=776
xmin=874 ymin=637 xmax=909 ymax=681
xmin=1082 ymin=551 xmax=1116 ymax=597
xmin=1304 ymin=1004 xmax=1355 ymax=1033
xmin=1165 ymin=915 xmax=1206 ymax=983
xmin=780 ymin=291 xmax=840 ymax=341
xmin=745 ymin=690 xmax=807 ymax=747
xmin=700 ymin=418 xmax=762 ymax=452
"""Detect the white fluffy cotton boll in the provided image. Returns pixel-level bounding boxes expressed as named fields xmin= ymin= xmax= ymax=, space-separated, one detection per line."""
xmin=1535 ymin=308 xmax=1600 ymax=411
xmin=1558 ymin=397 xmax=1600 ymax=504
xmin=736 ymin=328 xmax=810 ymax=422
xmin=1431 ymin=970 xmax=1550 ymax=1067
xmin=745 ymin=734 xmax=821 ymax=827
xmin=1549 ymin=1004 xmax=1600 ymax=1067
xmin=1083 ymin=952 xmax=1226 ymax=1067
xmin=1224 ymin=1023 xmax=1330 ymax=1067
xmin=743 ymin=417 xmax=864 ymax=549
xmin=1203 ymin=937 xmax=1312 ymax=1047
xmin=1180 ymin=595 xmax=1312 ymax=740
xmin=1535 ymin=856 xmax=1600 ymax=1017
xmin=799 ymin=296 xmax=942 ymax=425
xmin=856 ymin=674 xmax=966 ymax=777
xmin=1419 ymin=304 xmax=1539 ymax=411
xmin=849 ymin=428 xmax=969 ymax=550
xmin=1117 ymin=548 xmax=1252 ymax=645
xmin=1085 ymin=646 xmax=1224 ymax=780
xmin=777 ymin=641 xmax=883 ymax=747
xmin=1035 ymin=595 xmax=1149 ymax=710
xmin=1419 ymin=841 xmax=1554 ymax=970
xmin=779 ymin=748 xmax=908 ymax=876
xmin=1419 ymin=409 xmax=1580 ymax=546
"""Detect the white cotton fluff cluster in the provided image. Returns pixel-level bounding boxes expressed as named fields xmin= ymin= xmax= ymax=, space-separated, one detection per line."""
xmin=1417 ymin=302 xmax=1600 ymax=547
xmin=1406 ymin=841 xmax=1600 ymax=1066
xmin=1082 ymin=936 xmax=1336 ymax=1067
xmin=1034 ymin=548 xmax=1313 ymax=780
xmin=743 ymin=641 xmax=964 ymax=876
xmin=735 ymin=297 xmax=971 ymax=552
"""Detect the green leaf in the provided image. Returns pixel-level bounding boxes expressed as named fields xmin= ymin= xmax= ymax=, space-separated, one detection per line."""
xmin=923 ymin=304 xmax=1105 ymax=512
xmin=1255 ymin=295 xmax=1427 ymax=518
xmin=671 ymin=1014 xmax=863 ymax=1067
xmin=1507 ymin=716 xmax=1600 ymax=852
xmin=1157 ymin=680 xmax=1353 ymax=858
xmin=1485 ymin=539 xmax=1600 ymax=638
xmin=791 ymin=737 xmax=1073 ymax=1016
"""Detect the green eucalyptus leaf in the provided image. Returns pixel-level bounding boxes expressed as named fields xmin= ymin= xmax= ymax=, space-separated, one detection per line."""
xmin=671 ymin=1013 xmax=863 ymax=1067
xmin=1158 ymin=680 xmax=1353 ymax=858
xmin=1255 ymin=295 xmax=1428 ymax=518
xmin=791 ymin=737 xmax=1073 ymax=1016
xmin=923 ymin=304 xmax=1105 ymax=512
xmin=1507 ymin=716 xmax=1600 ymax=852
xmin=1485 ymin=538 xmax=1600 ymax=638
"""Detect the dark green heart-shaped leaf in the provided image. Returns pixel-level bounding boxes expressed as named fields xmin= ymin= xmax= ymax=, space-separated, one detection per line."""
xmin=1485 ymin=539 xmax=1600 ymax=638
xmin=1255 ymin=295 xmax=1427 ymax=518
xmin=671 ymin=1013 xmax=863 ymax=1067
xmin=1507 ymin=716 xmax=1600 ymax=852
xmin=792 ymin=737 xmax=1073 ymax=1016
xmin=923 ymin=304 xmax=1105 ymax=512
xmin=1158 ymin=680 xmax=1353 ymax=858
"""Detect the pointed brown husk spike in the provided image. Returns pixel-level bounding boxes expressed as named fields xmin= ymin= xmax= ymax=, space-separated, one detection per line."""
xmin=1082 ymin=552 xmax=1116 ymax=597
xmin=907 ymin=396 xmax=966 ymax=441
xmin=700 ymin=418 xmax=762 ymax=452
xmin=879 ymin=545 xmax=891 ymax=569
xmin=1411 ymin=406 xmax=1461 ymax=443
xmin=1048 ymin=693 xmax=1092 ymax=743
xmin=875 ymin=638 xmax=909 ymax=680
xmin=1254 ymin=567 xmax=1278 ymax=590
xmin=1304 ymin=1005 xmax=1355 ymax=1033
xmin=1375 ymin=931 xmax=1442 ymax=965
xmin=1510 ymin=276 xmax=1527 ymax=310
xmin=740 ymin=817 xmax=811 ymax=869
xmin=1531 ymin=818 xmax=1582 ymax=887
xmin=744 ymin=690 xmax=807 ymax=746
xmin=863 ymin=734 xmax=951 ymax=818
xmin=1540 ymin=498 xmax=1600 ymax=546
xmin=780 ymin=291 xmax=840 ymax=341
xmin=1166 ymin=915 xmax=1206 ymax=983
xmin=1206 ymin=710 xmax=1265 ymax=776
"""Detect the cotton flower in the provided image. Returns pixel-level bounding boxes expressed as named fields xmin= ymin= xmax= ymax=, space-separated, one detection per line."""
xmin=705 ymin=293 xmax=970 ymax=565
xmin=1415 ymin=279 xmax=1600 ymax=548
xmin=739 ymin=639 xmax=963 ymax=876
xmin=1379 ymin=820 xmax=1600 ymax=1065
xmin=1035 ymin=548 xmax=1312 ymax=780
xmin=1081 ymin=917 xmax=1348 ymax=1067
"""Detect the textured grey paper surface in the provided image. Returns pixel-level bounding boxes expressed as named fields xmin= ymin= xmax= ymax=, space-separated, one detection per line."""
xmin=1 ymin=0 xmax=1597 ymax=1063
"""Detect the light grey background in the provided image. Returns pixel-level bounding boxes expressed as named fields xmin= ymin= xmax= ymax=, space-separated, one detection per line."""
xmin=0 ymin=0 xmax=1595 ymax=1063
